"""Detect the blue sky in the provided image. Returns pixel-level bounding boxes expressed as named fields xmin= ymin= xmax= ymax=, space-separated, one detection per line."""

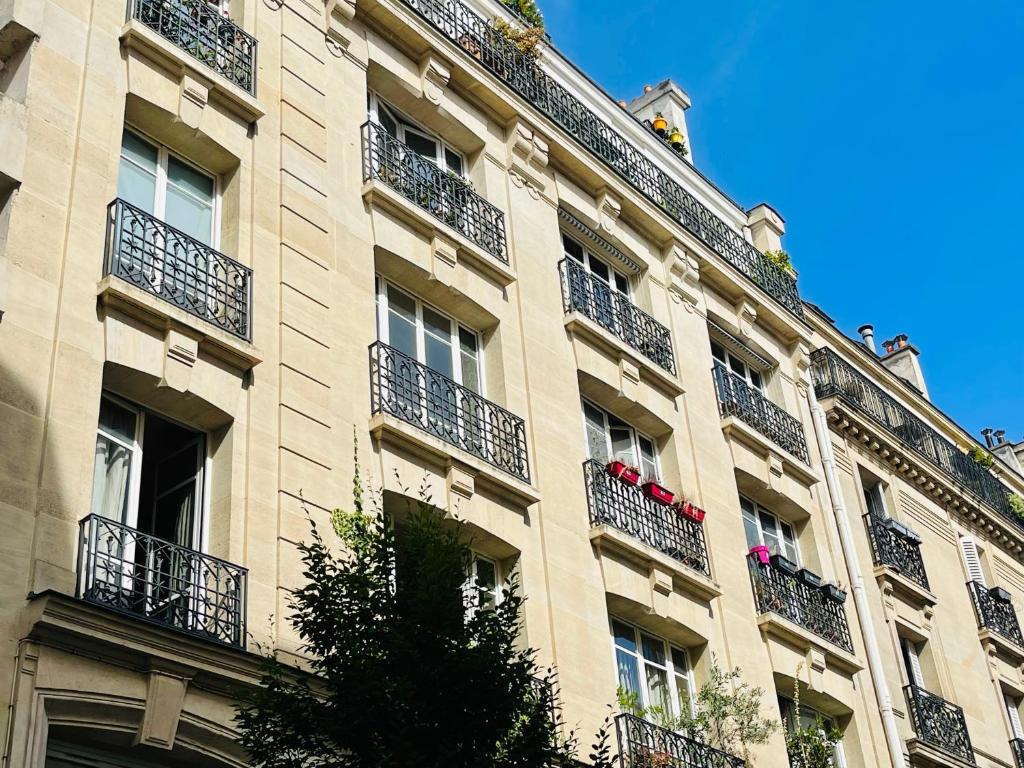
xmin=540 ymin=0 xmax=1024 ymax=444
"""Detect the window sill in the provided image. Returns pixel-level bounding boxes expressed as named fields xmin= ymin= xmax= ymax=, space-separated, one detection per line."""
xmin=369 ymin=412 xmax=540 ymax=507
xmin=720 ymin=414 xmax=819 ymax=488
xmin=120 ymin=18 xmax=265 ymax=124
xmin=872 ymin=564 xmax=937 ymax=612
xmin=361 ymin=178 xmax=517 ymax=287
xmin=905 ymin=737 xmax=976 ymax=768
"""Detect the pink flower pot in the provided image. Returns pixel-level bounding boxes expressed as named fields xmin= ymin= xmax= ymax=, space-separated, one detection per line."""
xmin=675 ymin=501 xmax=705 ymax=523
xmin=749 ymin=545 xmax=771 ymax=565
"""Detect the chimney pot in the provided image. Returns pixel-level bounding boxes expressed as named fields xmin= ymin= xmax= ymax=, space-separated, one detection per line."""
xmin=895 ymin=333 xmax=908 ymax=349
xmin=644 ymin=84 xmax=653 ymax=93
xmin=995 ymin=430 xmax=1006 ymax=445
xmin=857 ymin=324 xmax=876 ymax=354
xmin=982 ymin=428 xmax=994 ymax=448
xmin=618 ymin=99 xmax=627 ymax=108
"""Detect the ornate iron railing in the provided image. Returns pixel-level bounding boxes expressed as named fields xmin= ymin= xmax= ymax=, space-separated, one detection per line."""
xmin=968 ymin=580 xmax=1024 ymax=647
xmin=105 ymin=199 xmax=253 ymax=340
xmin=559 ymin=258 xmax=675 ymax=374
xmin=904 ymin=685 xmax=975 ymax=765
xmin=1010 ymin=737 xmax=1024 ymax=768
xmin=396 ymin=0 xmax=803 ymax=318
xmin=128 ymin=0 xmax=257 ymax=94
xmin=747 ymin=555 xmax=853 ymax=653
xmin=864 ymin=514 xmax=929 ymax=590
xmin=361 ymin=121 xmax=508 ymax=263
xmin=584 ymin=460 xmax=708 ymax=577
xmin=713 ymin=363 xmax=809 ymax=463
xmin=369 ymin=341 xmax=529 ymax=482
xmin=615 ymin=713 xmax=745 ymax=768
xmin=77 ymin=514 xmax=247 ymax=647
xmin=811 ymin=348 xmax=1020 ymax=531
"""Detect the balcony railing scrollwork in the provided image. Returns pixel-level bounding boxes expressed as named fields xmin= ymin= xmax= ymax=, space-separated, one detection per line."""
xmin=811 ymin=348 xmax=1021 ymax=532
xmin=968 ymin=580 xmax=1024 ymax=647
xmin=105 ymin=199 xmax=253 ymax=340
xmin=77 ymin=513 xmax=247 ymax=647
xmin=1010 ymin=737 xmax=1024 ymax=768
xmin=615 ymin=713 xmax=745 ymax=768
xmin=712 ymin=364 xmax=809 ymax=464
xmin=369 ymin=341 xmax=530 ymax=482
xmin=747 ymin=555 xmax=853 ymax=653
xmin=904 ymin=684 xmax=975 ymax=765
xmin=361 ymin=121 xmax=508 ymax=264
xmin=396 ymin=0 xmax=803 ymax=318
xmin=864 ymin=514 xmax=929 ymax=590
xmin=559 ymin=258 xmax=675 ymax=374
xmin=584 ymin=459 xmax=708 ymax=577
xmin=128 ymin=0 xmax=257 ymax=94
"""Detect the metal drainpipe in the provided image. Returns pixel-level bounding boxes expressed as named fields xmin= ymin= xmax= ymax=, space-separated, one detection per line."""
xmin=808 ymin=384 xmax=907 ymax=768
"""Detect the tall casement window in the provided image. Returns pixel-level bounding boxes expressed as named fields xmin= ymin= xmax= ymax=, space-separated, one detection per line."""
xmin=562 ymin=232 xmax=633 ymax=329
xmin=368 ymin=93 xmax=465 ymax=176
xmin=562 ymin=233 xmax=630 ymax=295
xmin=863 ymin=479 xmax=887 ymax=519
xmin=779 ymin=697 xmax=847 ymax=768
xmin=741 ymin=496 xmax=799 ymax=564
xmin=118 ymin=129 xmax=218 ymax=246
xmin=1005 ymin=692 xmax=1024 ymax=741
xmin=901 ymin=637 xmax=928 ymax=688
xmin=89 ymin=394 xmax=206 ymax=549
xmin=582 ymin=400 xmax=657 ymax=480
xmin=612 ymin=618 xmax=694 ymax=720
xmin=958 ymin=536 xmax=987 ymax=586
xmin=464 ymin=553 xmax=502 ymax=616
xmin=710 ymin=339 xmax=763 ymax=391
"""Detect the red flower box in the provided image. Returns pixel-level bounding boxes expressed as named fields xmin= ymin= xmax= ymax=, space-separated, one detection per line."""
xmin=641 ymin=481 xmax=674 ymax=506
xmin=749 ymin=544 xmax=771 ymax=565
xmin=676 ymin=501 xmax=705 ymax=523
xmin=606 ymin=460 xmax=640 ymax=486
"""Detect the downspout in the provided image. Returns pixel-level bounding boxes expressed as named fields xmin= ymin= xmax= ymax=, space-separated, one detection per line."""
xmin=808 ymin=384 xmax=907 ymax=768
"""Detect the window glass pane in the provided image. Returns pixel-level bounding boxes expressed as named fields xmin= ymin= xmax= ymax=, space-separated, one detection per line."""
xmin=584 ymin=403 xmax=609 ymax=462
xmin=612 ymin=619 xmax=637 ymax=653
xmin=865 ymin=484 xmax=886 ymax=517
xmin=405 ymin=130 xmax=439 ymax=162
xmin=379 ymin=107 xmax=398 ymax=138
xmin=616 ymin=649 xmax=642 ymax=703
xmin=760 ymin=510 xmax=781 ymax=555
xmin=749 ymin=369 xmax=763 ymax=390
xmin=614 ymin=272 xmax=629 ymax=296
xmin=588 ymin=255 xmax=610 ymax=283
xmin=644 ymin=664 xmax=671 ymax=712
xmin=422 ymin=306 xmax=451 ymax=342
xmin=710 ymin=341 xmax=726 ymax=364
xmin=638 ymin=436 xmax=657 ymax=481
xmin=424 ymin=335 xmax=453 ymax=378
xmin=444 ymin=148 xmax=463 ymax=175
xmin=98 ymin=398 xmax=137 ymax=443
xmin=474 ymin=558 xmax=497 ymax=611
xmin=90 ymin=433 xmax=133 ymax=523
xmin=670 ymin=647 xmax=689 ymax=675
xmin=386 ymin=285 xmax=417 ymax=358
xmin=640 ymin=634 xmax=666 ymax=666
xmin=118 ymin=133 xmax=158 ymax=213
xmin=165 ymin=184 xmax=213 ymax=245
xmin=563 ymin=234 xmax=585 ymax=262
xmin=610 ymin=426 xmax=635 ymax=466
xmin=167 ymin=156 xmax=214 ymax=202
xmin=729 ymin=354 xmax=746 ymax=377
xmin=742 ymin=506 xmax=761 ymax=549
xmin=459 ymin=328 xmax=480 ymax=393
xmin=780 ymin=521 xmax=798 ymax=563
xmin=121 ymin=130 xmax=158 ymax=171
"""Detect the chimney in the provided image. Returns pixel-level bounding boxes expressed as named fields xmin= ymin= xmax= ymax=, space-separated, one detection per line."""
xmin=858 ymin=324 xmax=877 ymax=354
xmin=879 ymin=333 xmax=930 ymax=400
xmin=989 ymin=429 xmax=1024 ymax=474
xmin=627 ymin=79 xmax=694 ymax=163
xmin=994 ymin=430 xmax=1006 ymax=445
xmin=746 ymin=203 xmax=786 ymax=254
xmin=982 ymin=428 xmax=995 ymax=448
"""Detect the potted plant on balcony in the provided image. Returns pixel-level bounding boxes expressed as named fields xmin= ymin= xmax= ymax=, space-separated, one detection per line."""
xmin=641 ymin=477 xmax=674 ymax=506
xmin=797 ymin=568 xmax=822 ymax=588
xmin=1010 ymin=493 xmax=1024 ymax=522
xmin=749 ymin=544 xmax=771 ymax=565
xmin=770 ymin=553 xmax=798 ymax=575
xmin=763 ymin=249 xmax=796 ymax=277
xmin=651 ymin=112 xmax=668 ymax=136
xmin=822 ymin=582 xmax=847 ymax=604
xmin=989 ymin=585 xmax=1013 ymax=603
xmin=667 ymin=126 xmax=687 ymax=155
xmin=606 ymin=459 xmax=641 ymax=486
xmin=675 ymin=500 xmax=706 ymax=524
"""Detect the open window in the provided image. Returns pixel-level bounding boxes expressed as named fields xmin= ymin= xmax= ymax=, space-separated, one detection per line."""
xmin=612 ymin=618 xmax=694 ymax=722
xmin=959 ymin=536 xmax=989 ymax=586
xmin=779 ymin=696 xmax=847 ymax=768
xmin=368 ymin=93 xmax=465 ymax=176
xmin=582 ymin=399 xmax=658 ymax=481
xmin=741 ymin=496 xmax=799 ymax=565
xmin=1005 ymin=691 xmax=1024 ymax=742
xmin=464 ymin=552 xmax=502 ymax=617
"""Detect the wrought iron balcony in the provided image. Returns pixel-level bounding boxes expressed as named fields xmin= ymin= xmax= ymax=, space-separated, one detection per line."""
xmin=396 ymin=0 xmax=803 ymax=319
xmin=128 ymin=0 xmax=257 ymax=94
xmin=615 ymin=713 xmax=745 ymax=768
xmin=361 ymin=121 xmax=508 ymax=264
xmin=864 ymin=514 xmax=929 ymax=590
xmin=968 ymin=580 xmax=1024 ymax=647
xmin=583 ymin=460 xmax=709 ymax=577
xmin=369 ymin=341 xmax=529 ymax=482
xmin=747 ymin=554 xmax=853 ymax=653
xmin=712 ymin=363 xmax=809 ymax=463
xmin=1010 ymin=737 xmax=1024 ymax=768
xmin=77 ymin=513 xmax=247 ymax=647
xmin=811 ymin=348 xmax=1021 ymax=531
xmin=904 ymin=685 xmax=975 ymax=765
xmin=105 ymin=199 xmax=253 ymax=340
xmin=559 ymin=258 xmax=675 ymax=374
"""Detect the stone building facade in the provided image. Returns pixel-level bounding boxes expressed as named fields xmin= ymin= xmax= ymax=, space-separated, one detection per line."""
xmin=2 ymin=0 xmax=1023 ymax=766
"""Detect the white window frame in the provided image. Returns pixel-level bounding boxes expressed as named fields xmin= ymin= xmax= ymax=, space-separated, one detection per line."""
xmin=862 ymin=479 xmax=888 ymax=518
xmin=465 ymin=552 xmax=502 ymax=616
xmin=119 ymin=127 xmax=221 ymax=249
xmin=611 ymin=617 xmax=694 ymax=722
xmin=562 ymin=232 xmax=631 ymax=296
xmin=375 ymin=278 xmax=483 ymax=393
xmin=581 ymin=399 xmax=658 ymax=481
xmin=741 ymin=496 xmax=800 ymax=565
xmin=710 ymin=339 xmax=764 ymax=391
xmin=368 ymin=92 xmax=466 ymax=176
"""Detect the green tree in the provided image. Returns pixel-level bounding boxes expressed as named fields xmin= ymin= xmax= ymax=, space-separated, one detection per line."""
xmin=784 ymin=673 xmax=842 ymax=768
xmin=236 ymin=465 xmax=614 ymax=768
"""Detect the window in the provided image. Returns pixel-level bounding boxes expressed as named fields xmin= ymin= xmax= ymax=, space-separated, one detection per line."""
xmin=901 ymin=637 xmax=925 ymax=688
xmin=465 ymin=554 xmax=501 ymax=615
xmin=582 ymin=400 xmax=657 ymax=480
xmin=741 ymin=496 xmax=799 ymax=564
xmin=710 ymin=340 xmax=763 ymax=391
xmin=117 ymin=129 xmax=217 ymax=246
xmin=779 ymin=697 xmax=847 ymax=768
xmin=959 ymin=536 xmax=986 ymax=586
xmin=612 ymin=618 xmax=693 ymax=720
xmin=89 ymin=394 xmax=206 ymax=549
xmin=562 ymin=233 xmax=630 ymax=296
xmin=1005 ymin=692 xmax=1024 ymax=740
xmin=863 ymin=480 xmax=887 ymax=519
xmin=368 ymin=93 xmax=465 ymax=176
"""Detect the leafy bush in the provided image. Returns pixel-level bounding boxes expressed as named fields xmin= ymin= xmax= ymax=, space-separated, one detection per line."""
xmin=763 ymin=249 xmax=795 ymax=275
xmin=969 ymin=445 xmax=995 ymax=468
xmin=503 ymin=0 xmax=544 ymax=28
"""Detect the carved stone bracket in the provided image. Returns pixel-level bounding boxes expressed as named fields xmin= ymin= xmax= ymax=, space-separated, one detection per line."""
xmin=665 ymin=241 xmax=701 ymax=311
xmin=418 ymin=51 xmax=451 ymax=106
xmin=735 ymin=298 xmax=758 ymax=340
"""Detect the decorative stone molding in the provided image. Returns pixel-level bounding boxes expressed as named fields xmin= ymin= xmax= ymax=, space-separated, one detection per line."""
xmin=596 ymin=188 xmax=622 ymax=235
xmin=665 ymin=242 xmax=701 ymax=310
xmin=178 ymin=73 xmax=209 ymax=130
xmin=735 ymin=298 xmax=758 ymax=340
xmin=418 ymin=51 xmax=451 ymax=106
xmin=136 ymin=669 xmax=193 ymax=749
xmin=507 ymin=118 xmax=549 ymax=195
xmin=324 ymin=0 xmax=355 ymax=51
xmin=447 ymin=461 xmax=476 ymax=502
xmin=161 ymin=328 xmax=200 ymax=392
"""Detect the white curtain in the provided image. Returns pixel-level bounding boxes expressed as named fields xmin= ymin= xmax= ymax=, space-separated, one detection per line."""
xmin=89 ymin=435 xmax=132 ymax=523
